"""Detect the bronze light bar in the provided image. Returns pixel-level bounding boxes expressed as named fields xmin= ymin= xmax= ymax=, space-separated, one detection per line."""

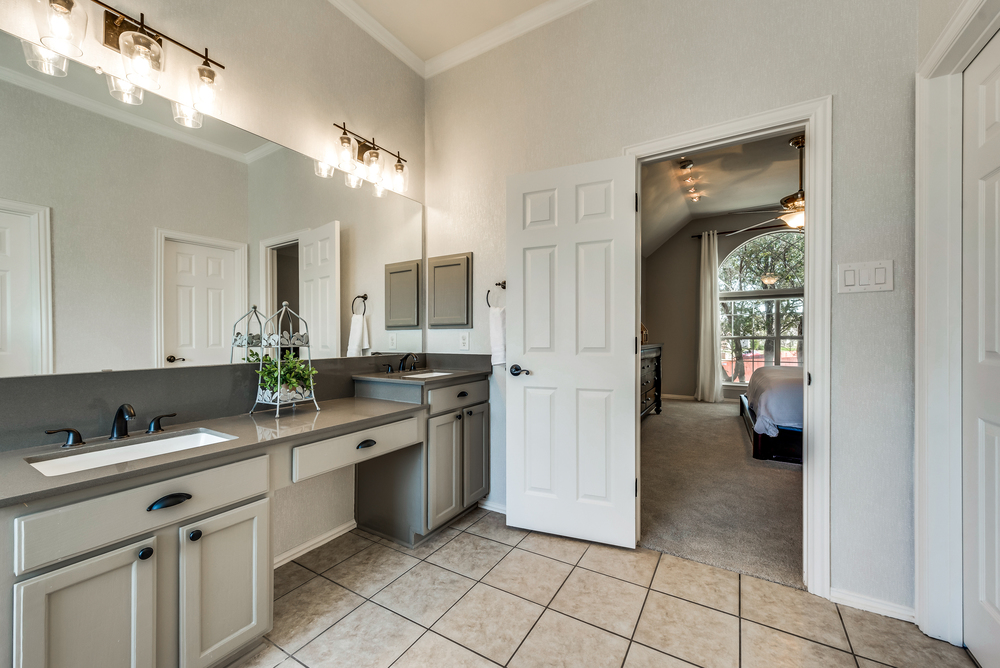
xmin=334 ymin=122 xmax=407 ymax=163
xmin=90 ymin=0 xmax=225 ymax=69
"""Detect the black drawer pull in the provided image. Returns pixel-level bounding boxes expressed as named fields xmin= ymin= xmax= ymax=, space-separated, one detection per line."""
xmin=147 ymin=493 xmax=192 ymax=512
xmin=457 ymin=391 xmax=468 ymax=398
xmin=138 ymin=547 xmax=154 ymax=560
xmin=357 ymin=439 xmax=377 ymax=449
xmin=189 ymin=530 xmax=203 ymax=542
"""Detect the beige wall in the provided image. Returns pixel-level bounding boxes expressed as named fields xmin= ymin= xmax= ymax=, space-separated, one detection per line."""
xmin=0 ymin=0 xmax=426 ymax=201
xmin=643 ymin=212 xmax=783 ymax=397
xmin=426 ymin=0 xmax=920 ymax=609
xmin=919 ymin=0 xmax=965 ymax=63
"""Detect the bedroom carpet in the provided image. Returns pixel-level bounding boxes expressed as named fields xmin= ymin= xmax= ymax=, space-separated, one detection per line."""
xmin=640 ymin=399 xmax=804 ymax=589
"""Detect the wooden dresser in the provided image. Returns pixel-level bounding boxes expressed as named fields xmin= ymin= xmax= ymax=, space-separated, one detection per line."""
xmin=640 ymin=344 xmax=662 ymax=419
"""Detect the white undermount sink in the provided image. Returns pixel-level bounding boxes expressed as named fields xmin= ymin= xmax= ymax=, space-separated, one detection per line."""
xmin=28 ymin=429 xmax=236 ymax=477
xmin=402 ymin=371 xmax=453 ymax=379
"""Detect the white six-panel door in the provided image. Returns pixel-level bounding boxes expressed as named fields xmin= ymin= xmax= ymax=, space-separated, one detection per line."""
xmin=298 ymin=221 xmax=340 ymax=359
xmin=0 ymin=200 xmax=50 ymax=377
xmin=162 ymin=239 xmax=239 ymax=367
xmin=963 ymin=29 xmax=1000 ymax=667
xmin=506 ymin=155 xmax=638 ymax=548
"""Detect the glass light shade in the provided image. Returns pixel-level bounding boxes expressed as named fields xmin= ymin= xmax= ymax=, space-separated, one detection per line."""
xmin=780 ymin=211 xmax=805 ymax=228
xmin=345 ymin=169 xmax=364 ymax=189
xmin=21 ymin=39 xmax=68 ymax=76
xmin=171 ymin=101 xmax=202 ymax=129
xmin=363 ymin=148 xmax=384 ymax=182
xmin=105 ymin=73 xmax=143 ymax=105
xmin=391 ymin=160 xmax=409 ymax=193
xmin=761 ymin=273 xmax=779 ymax=286
xmin=192 ymin=62 xmax=223 ymax=114
xmin=337 ymin=133 xmax=358 ymax=171
xmin=314 ymin=160 xmax=335 ymax=178
xmin=372 ymin=175 xmax=389 ymax=198
xmin=33 ymin=0 xmax=87 ymax=58
xmin=120 ymin=31 xmax=164 ymax=90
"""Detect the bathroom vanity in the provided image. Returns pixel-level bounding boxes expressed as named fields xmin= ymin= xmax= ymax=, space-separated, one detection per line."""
xmin=0 ymin=373 xmax=488 ymax=668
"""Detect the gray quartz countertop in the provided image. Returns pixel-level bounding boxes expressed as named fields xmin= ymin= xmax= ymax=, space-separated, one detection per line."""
xmin=0 ymin=397 xmax=425 ymax=508
xmin=352 ymin=368 xmax=490 ymax=386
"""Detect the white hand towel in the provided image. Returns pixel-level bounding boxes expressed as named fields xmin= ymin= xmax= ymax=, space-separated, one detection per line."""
xmin=490 ymin=306 xmax=506 ymax=365
xmin=347 ymin=314 xmax=369 ymax=357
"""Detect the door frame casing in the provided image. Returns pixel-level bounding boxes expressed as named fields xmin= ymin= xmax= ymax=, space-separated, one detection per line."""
xmin=258 ymin=229 xmax=309 ymax=318
xmin=915 ymin=0 xmax=1000 ymax=645
xmin=625 ymin=96 xmax=833 ymax=600
xmin=0 ymin=198 xmax=52 ymax=375
xmin=154 ymin=228 xmax=248 ymax=369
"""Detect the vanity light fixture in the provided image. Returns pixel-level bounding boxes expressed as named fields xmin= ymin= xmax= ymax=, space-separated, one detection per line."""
xmin=372 ymin=177 xmax=388 ymax=198
xmin=191 ymin=49 xmax=222 ymax=114
xmin=171 ymin=101 xmax=202 ymax=128
xmin=314 ymin=160 xmax=336 ymax=178
xmin=32 ymin=0 xmax=88 ymax=57
xmin=691 ymin=195 xmax=701 ymax=202
xmin=332 ymin=122 xmax=408 ymax=192
xmin=118 ymin=14 xmax=164 ymax=90
xmin=105 ymin=73 xmax=142 ymax=104
xmin=21 ymin=39 xmax=69 ymax=76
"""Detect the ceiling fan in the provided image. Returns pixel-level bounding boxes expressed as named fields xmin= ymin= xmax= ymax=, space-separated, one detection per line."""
xmin=724 ymin=134 xmax=806 ymax=235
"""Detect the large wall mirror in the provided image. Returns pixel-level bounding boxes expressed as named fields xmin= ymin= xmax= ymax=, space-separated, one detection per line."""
xmin=0 ymin=28 xmax=422 ymax=378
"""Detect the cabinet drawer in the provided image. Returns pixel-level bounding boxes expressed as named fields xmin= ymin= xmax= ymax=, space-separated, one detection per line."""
xmin=427 ymin=380 xmax=488 ymax=415
xmin=292 ymin=418 xmax=420 ymax=483
xmin=14 ymin=456 xmax=269 ymax=576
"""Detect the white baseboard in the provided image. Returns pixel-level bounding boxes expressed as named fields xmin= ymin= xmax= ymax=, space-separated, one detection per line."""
xmin=830 ymin=588 xmax=916 ymax=623
xmin=478 ymin=498 xmax=507 ymax=514
xmin=273 ymin=520 xmax=356 ymax=568
xmin=662 ymin=394 xmax=695 ymax=401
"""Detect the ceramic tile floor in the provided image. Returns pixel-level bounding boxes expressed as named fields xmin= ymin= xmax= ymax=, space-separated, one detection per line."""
xmin=250 ymin=509 xmax=976 ymax=668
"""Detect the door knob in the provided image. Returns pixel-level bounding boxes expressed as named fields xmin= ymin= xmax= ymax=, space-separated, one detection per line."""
xmin=509 ymin=364 xmax=530 ymax=377
xmin=166 ymin=355 xmax=186 ymax=363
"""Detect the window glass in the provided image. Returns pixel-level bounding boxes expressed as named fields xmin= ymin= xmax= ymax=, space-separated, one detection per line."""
xmin=718 ymin=231 xmax=804 ymax=292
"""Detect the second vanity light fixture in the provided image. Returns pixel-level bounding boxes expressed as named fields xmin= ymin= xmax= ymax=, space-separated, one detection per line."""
xmin=314 ymin=122 xmax=409 ymax=196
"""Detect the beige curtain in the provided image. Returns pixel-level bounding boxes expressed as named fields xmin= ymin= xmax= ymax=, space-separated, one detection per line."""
xmin=694 ymin=231 xmax=724 ymax=402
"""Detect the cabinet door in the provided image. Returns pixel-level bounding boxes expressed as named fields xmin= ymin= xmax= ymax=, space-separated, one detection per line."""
xmin=179 ymin=498 xmax=270 ymax=668
xmin=463 ymin=402 xmax=490 ymax=507
xmin=428 ymin=412 xmax=463 ymax=529
xmin=13 ymin=538 xmax=157 ymax=668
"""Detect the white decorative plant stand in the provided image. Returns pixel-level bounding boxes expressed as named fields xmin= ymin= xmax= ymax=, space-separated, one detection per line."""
xmin=247 ymin=301 xmax=320 ymax=417
xmin=230 ymin=305 xmax=265 ymax=363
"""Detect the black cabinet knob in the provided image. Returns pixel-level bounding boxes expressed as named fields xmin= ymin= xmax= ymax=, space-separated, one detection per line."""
xmin=467 ymin=410 xmax=473 ymax=416
xmin=189 ymin=530 xmax=203 ymax=542
xmin=456 ymin=414 xmax=462 ymax=420
xmin=138 ymin=547 xmax=154 ymax=560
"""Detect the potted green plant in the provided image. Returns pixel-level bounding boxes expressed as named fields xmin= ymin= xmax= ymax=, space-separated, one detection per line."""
xmin=246 ymin=350 xmax=318 ymax=403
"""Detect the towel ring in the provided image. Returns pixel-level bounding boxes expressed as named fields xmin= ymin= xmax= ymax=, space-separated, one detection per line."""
xmin=352 ymin=294 xmax=368 ymax=316
xmin=486 ymin=281 xmax=506 ymax=308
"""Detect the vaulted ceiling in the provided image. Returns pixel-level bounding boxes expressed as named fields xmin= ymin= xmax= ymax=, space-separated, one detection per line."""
xmin=640 ymin=132 xmax=801 ymax=257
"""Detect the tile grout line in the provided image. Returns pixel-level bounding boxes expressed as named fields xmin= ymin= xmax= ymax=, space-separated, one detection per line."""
xmin=619 ymin=551 xmax=661 ymax=668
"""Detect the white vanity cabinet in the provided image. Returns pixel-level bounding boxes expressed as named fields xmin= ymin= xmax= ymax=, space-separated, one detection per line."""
xmin=13 ymin=538 xmax=158 ymax=668
xmin=11 ymin=457 xmax=271 ymax=668
xmin=179 ymin=499 xmax=270 ymax=668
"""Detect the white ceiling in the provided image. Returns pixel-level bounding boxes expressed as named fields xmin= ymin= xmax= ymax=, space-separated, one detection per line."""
xmin=640 ymin=132 xmax=801 ymax=257
xmin=0 ymin=29 xmax=274 ymax=163
xmin=328 ymin=0 xmax=597 ymax=77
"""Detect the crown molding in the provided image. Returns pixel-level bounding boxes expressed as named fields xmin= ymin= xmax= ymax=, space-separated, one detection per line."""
xmin=0 ymin=64 xmax=260 ymax=163
xmin=325 ymin=0 xmax=426 ymax=76
xmin=424 ymin=0 xmax=598 ymax=77
xmin=326 ymin=0 xmax=597 ymax=79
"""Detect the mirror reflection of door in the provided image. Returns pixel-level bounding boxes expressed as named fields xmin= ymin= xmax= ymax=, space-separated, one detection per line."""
xmin=161 ymin=236 xmax=243 ymax=368
xmin=0 ymin=199 xmax=51 ymax=377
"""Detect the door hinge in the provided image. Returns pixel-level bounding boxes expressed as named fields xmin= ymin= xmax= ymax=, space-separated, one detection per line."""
xmin=635 ymin=479 xmax=638 ymax=497
xmin=807 ymin=372 xmax=812 ymax=385
xmin=635 ymin=337 xmax=638 ymax=354
xmin=635 ymin=192 xmax=639 ymax=212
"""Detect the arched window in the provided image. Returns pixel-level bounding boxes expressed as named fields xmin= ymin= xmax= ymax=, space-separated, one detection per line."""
xmin=718 ymin=231 xmax=805 ymax=384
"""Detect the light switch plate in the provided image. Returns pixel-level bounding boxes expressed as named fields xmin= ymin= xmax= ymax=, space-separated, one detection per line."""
xmin=458 ymin=331 xmax=470 ymax=351
xmin=838 ymin=260 xmax=893 ymax=293
xmin=387 ymin=333 xmax=396 ymax=350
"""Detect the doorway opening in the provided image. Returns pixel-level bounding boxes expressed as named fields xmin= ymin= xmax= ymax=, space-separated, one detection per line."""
xmin=638 ymin=132 xmax=806 ymax=588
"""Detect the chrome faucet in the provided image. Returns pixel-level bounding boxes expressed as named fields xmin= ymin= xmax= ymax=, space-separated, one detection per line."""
xmin=110 ymin=404 xmax=136 ymax=441
xmin=399 ymin=353 xmax=418 ymax=372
